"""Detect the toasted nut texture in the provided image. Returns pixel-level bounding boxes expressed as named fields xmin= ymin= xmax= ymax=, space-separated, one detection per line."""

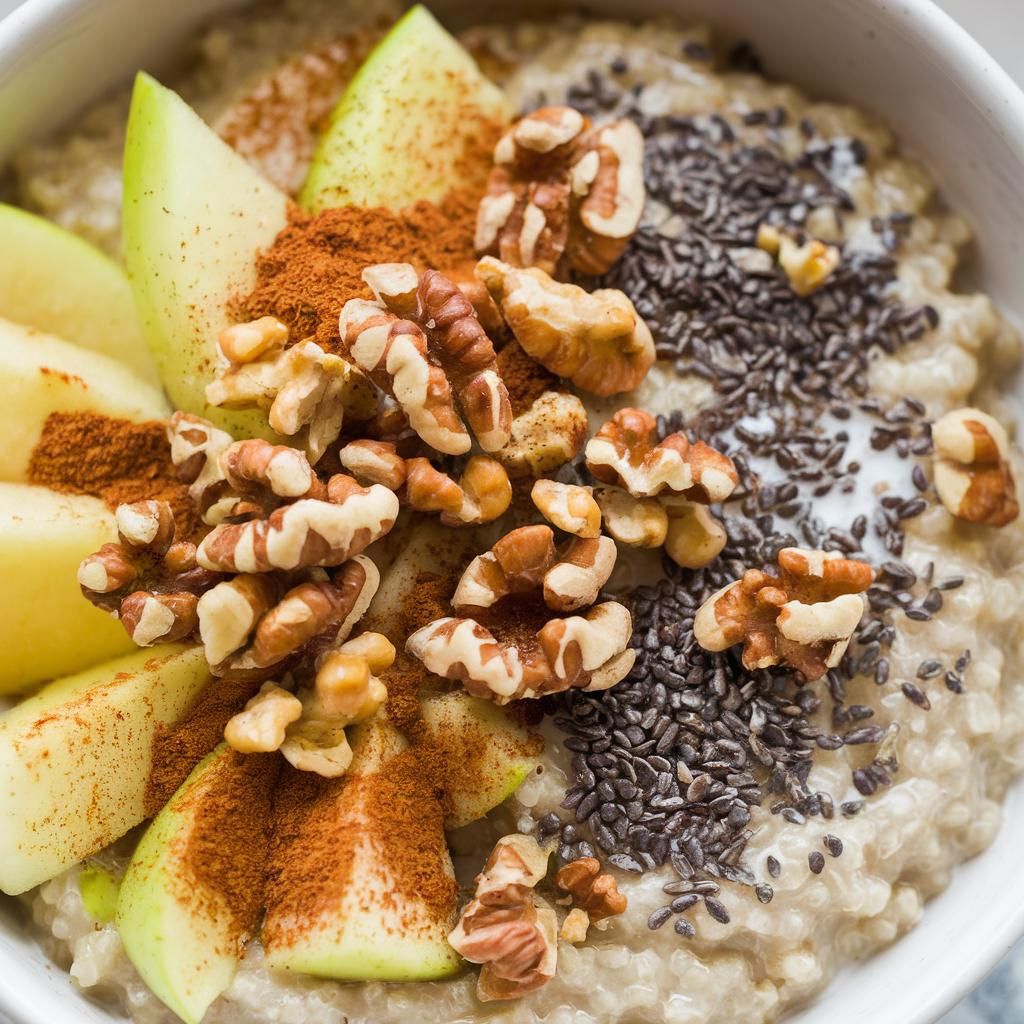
xmin=554 ymin=857 xmax=628 ymax=922
xmin=452 ymin=525 xmax=615 ymax=614
xmin=449 ymin=834 xmax=557 ymax=1002
xmin=338 ymin=263 xmax=512 ymax=454
xmin=339 ymin=439 xmax=409 ymax=491
xmin=663 ymin=499 xmax=728 ymax=569
xmin=207 ymin=317 xmax=374 ymax=463
xmin=757 ymin=223 xmax=841 ymax=297
xmin=167 ymin=411 xmax=239 ymax=525
xmin=199 ymin=556 xmax=380 ymax=678
xmin=196 ymin=475 xmax=398 ymax=573
xmin=559 ymin=909 xmax=590 ymax=944
xmin=477 ymin=257 xmax=654 ymax=397
xmin=497 ymin=390 xmax=589 ymax=478
xmin=932 ymin=407 xmax=1019 ymax=527
xmin=224 ymin=681 xmax=303 ymax=753
xmin=475 ymin=106 xmax=645 ymax=277
xmin=693 ymin=547 xmax=874 ymax=681
xmin=586 ymin=408 xmax=738 ymax=500
xmin=594 ymin=486 xmax=668 ymax=548
xmin=531 ymin=480 xmax=601 ymax=538
xmin=78 ymin=499 xmax=221 ymax=647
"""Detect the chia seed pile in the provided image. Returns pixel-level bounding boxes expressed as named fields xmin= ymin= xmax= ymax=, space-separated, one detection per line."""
xmin=534 ymin=56 xmax=972 ymax=935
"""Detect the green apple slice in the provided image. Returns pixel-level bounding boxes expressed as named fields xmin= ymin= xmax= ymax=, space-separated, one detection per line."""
xmin=0 ymin=644 xmax=213 ymax=896
xmin=0 ymin=484 xmax=135 ymax=694
xmin=0 ymin=315 xmax=168 ymax=482
xmin=117 ymin=745 xmax=278 ymax=1024
xmin=300 ymin=4 xmax=511 ymax=211
xmin=0 ymin=203 xmax=159 ymax=386
xmin=263 ymin=718 xmax=461 ymax=981
xmin=420 ymin=691 xmax=542 ymax=829
xmin=123 ymin=72 xmax=289 ymax=437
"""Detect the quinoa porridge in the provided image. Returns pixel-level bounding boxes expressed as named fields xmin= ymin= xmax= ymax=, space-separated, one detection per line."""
xmin=4 ymin=4 xmax=1024 ymax=1024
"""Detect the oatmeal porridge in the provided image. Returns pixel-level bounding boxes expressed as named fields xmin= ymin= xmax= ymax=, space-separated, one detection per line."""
xmin=2 ymin=4 xmax=1023 ymax=1024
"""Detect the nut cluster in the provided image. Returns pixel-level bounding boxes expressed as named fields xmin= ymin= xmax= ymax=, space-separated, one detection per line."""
xmin=77 ymin=500 xmax=221 ymax=647
xmin=407 ymin=525 xmax=635 ymax=703
xmin=448 ymin=834 xmax=557 ymax=1002
xmin=224 ymin=631 xmax=394 ymax=777
xmin=693 ymin=548 xmax=875 ymax=681
xmin=206 ymin=315 xmax=375 ymax=462
xmin=756 ymin=223 xmax=841 ymax=297
xmin=475 ymin=105 xmax=645 ymax=277
xmin=554 ymin=857 xmax=627 ymax=923
xmin=931 ymin=407 xmax=1019 ymax=527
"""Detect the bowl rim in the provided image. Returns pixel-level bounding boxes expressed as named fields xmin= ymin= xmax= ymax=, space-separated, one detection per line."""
xmin=1 ymin=0 xmax=1024 ymax=1022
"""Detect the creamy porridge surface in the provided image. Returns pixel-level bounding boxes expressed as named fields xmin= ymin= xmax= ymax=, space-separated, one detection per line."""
xmin=17 ymin=6 xmax=1024 ymax=1024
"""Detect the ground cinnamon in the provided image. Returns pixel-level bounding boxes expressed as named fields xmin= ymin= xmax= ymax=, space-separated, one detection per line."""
xmin=28 ymin=411 xmax=199 ymax=540
xmin=496 ymin=341 xmax=558 ymax=416
xmin=236 ymin=191 xmax=479 ymax=350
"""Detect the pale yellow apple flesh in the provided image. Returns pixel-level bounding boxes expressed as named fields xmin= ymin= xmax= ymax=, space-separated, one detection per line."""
xmin=0 ymin=315 xmax=168 ymax=482
xmin=122 ymin=72 xmax=289 ymax=437
xmin=299 ymin=4 xmax=511 ymax=211
xmin=117 ymin=744 xmax=278 ymax=1024
xmin=262 ymin=719 xmax=462 ymax=981
xmin=0 ymin=202 xmax=159 ymax=386
xmin=0 ymin=484 xmax=135 ymax=694
xmin=0 ymin=644 xmax=213 ymax=895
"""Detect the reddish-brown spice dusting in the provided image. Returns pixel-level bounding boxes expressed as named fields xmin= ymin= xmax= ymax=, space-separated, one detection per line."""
xmin=237 ymin=192 xmax=479 ymax=350
xmin=174 ymin=750 xmax=280 ymax=951
xmin=496 ymin=340 xmax=558 ymax=415
xmin=145 ymin=676 xmax=262 ymax=816
xmin=28 ymin=411 xmax=200 ymax=539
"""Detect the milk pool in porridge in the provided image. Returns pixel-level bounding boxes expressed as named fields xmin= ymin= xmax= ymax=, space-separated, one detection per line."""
xmin=1 ymin=4 xmax=1022 ymax=1024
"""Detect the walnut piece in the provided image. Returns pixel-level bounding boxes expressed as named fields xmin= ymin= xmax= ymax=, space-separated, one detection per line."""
xmin=340 ymin=440 xmax=512 ymax=526
xmin=586 ymin=408 xmax=738 ymax=500
xmin=497 ymin=390 xmax=589 ymax=478
xmin=408 ymin=527 xmax=634 ymax=703
xmin=693 ymin=548 xmax=874 ymax=681
xmin=338 ymin=263 xmax=512 ymax=455
xmin=167 ymin=412 xmax=238 ymax=525
xmin=932 ymin=407 xmax=1019 ymax=527
xmin=224 ymin=632 xmax=394 ymax=777
xmin=554 ymin=857 xmax=627 ymax=922
xmin=475 ymin=106 xmax=645 ymax=276
xmin=663 ymin=499 xmax=728 ymax=570
xmin=196 ymin=474 xmax=398 ymax=573
xmin=207 ymin=316 xmax=375 ymax=463
xmin=198 ymin=555 xmax=380 ymax=677
xmin=559 ymin=909 xmax=590 ymax=944
xmin=531 ymin=480 xmax=601 ymax=538
xmin=757 ymin=224 xmax=840 ymax=297
xmin=593 ymin=486 xmax=668 ymax=549
xmin=477 ymin=257 xmax=654 ymax=397
xmin=449 ymin=834 xmax=557 ymax=1002
xmin=78 ymin=500 xmax=221 ymax=647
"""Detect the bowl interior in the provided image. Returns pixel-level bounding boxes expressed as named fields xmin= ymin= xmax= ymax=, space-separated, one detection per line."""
xmin=1 ymin=1 xmax=1023 ymax=1023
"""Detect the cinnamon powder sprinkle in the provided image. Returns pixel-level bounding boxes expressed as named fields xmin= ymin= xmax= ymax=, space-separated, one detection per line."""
xmin=237 ymin=192 xmax=479 ymax=351
xmin=28 ymin=411 xmax=199 ymax=540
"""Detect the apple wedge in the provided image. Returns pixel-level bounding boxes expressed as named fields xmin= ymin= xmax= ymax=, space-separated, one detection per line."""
xmin=300 ymin=4 xmax=511 ymax=211
xmin=420 ymin=691 xmax=542 ymax=829
xmin=0 ymin=202 xmax=159 ymax=386
xmin=0 ymin=644 xmax=213 ymax=895
xmin=263 ymin=718 xmax=461 ymax=981
xmin=117 ymin=745 xmax=278 ymax=1024
xmin=0 ymin=484 xmax=135 ymax=694
xmin=0 ymin=316 xmax=168 ymax=482
xmin=122 ymin=72 xmax=289 ymax=437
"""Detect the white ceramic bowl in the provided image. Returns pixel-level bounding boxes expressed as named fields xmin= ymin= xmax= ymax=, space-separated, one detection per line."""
xmin=1 ymin=1 xmax=1024 ymax=1022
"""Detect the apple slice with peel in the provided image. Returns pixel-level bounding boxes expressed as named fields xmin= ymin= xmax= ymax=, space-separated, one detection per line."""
xmin=420 ymin=691 xmax=542 ymax=829
xmin=0 ymin=203 xmax=159 ymax=386
xmin=0 ymin=315 xmax=168 ymax=481
xmin=123 ymin=72 xmax=290 ymax=437
xmin=117 ymin=745 xmax=279 ymax=1024
xmin=263 ymin=718 xmax=461 ymax=981
xmin=300 ymin=4 xmax=511 ymax=211
xmin=0 ymin=484 xmax=135 ymax=694
xmin=0 ymin=644 xmax=213 ymax=896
